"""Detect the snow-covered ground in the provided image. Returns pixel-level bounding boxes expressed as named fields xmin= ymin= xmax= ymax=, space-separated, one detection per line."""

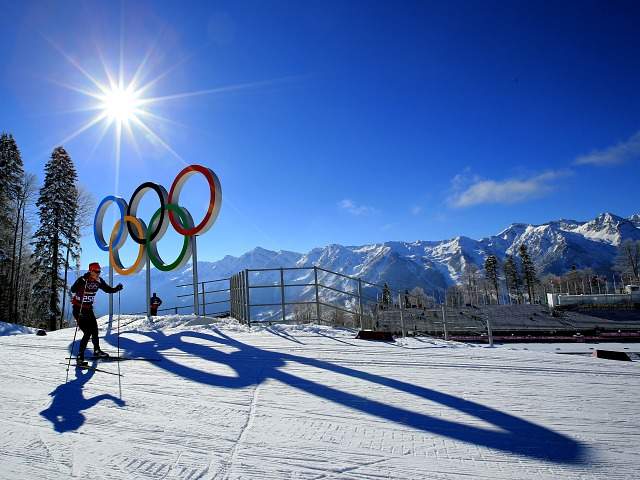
xmin=497 ymin=342 xmax=640 ymax=355
xmin=1 ymin=315 xmax=639 ymax=479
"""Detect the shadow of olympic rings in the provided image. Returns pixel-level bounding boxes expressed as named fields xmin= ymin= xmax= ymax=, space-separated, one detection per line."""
xmin=104 ymin=327 xmax=587 ymax=464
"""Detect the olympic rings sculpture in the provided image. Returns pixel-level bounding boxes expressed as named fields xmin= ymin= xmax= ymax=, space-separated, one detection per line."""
xmin=93 ymin=164 xmax=222 ymax=276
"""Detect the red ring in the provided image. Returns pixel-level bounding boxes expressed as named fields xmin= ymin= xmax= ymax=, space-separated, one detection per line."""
xmin=168 ymin=164 xmax=220 ymax=236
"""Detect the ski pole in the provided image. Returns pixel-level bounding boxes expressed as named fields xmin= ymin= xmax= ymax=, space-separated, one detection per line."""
xmin=65 ymin=322 xmax=80 ymax=383
xmin=117 ymin=289 xmax=122 ymax=398
xmin=66 ymin=277 xmax=88 ymax=382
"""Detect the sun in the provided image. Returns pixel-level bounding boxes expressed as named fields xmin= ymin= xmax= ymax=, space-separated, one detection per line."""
xmin=48 ymin=34 xmax=290 ymax=170
xmin=99 ymin=85 xmax=142 ymax=125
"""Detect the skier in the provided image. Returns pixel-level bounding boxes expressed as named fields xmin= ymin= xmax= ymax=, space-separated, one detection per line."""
xmin=150 ymin=292 xmax=163 ymax=316
xmin=70 ymin=262 xmax=123 ymax=365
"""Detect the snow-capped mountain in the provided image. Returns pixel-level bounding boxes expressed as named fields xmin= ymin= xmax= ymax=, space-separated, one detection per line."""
xmin=92 ymin=212 xmax=640 ymax=315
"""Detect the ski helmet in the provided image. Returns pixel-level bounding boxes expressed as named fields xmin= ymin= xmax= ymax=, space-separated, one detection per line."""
xmin=88 ymin=262 xmax=101 ymax=272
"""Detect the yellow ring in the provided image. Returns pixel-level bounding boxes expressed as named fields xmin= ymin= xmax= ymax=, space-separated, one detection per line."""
xmin=109 ymin=215 xmax=146 ymax=275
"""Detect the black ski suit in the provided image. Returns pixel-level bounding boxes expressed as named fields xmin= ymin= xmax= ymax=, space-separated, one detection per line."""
xmin=70 ymin=273 xmax=121 ymax=359
xmin=150 ymin=295 xmax=163 ymax=316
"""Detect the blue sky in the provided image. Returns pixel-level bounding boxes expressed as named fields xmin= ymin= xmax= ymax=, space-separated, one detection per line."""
xmin=1 ymin=0 xmax=640 ymax=267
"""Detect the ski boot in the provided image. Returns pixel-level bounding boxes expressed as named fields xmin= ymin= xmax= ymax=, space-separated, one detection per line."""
xmin=93 ymin=349 xmax=110 ymax=359
xmin=76 ymin=356 xmax=88 ymax=367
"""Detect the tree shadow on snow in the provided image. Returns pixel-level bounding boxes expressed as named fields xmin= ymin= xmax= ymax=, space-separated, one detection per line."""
xmin=39 ymin=362 xmax=125 ymax=433
xmin=105 ymin=328 xmax=588 ymax=464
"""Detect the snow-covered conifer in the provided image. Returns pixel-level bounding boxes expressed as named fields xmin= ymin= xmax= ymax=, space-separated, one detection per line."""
xmin=519 ymin=244 xmax=538 ymax=303
xmin=484 ymin=255 xmax=500 ymax=304
xmin=31 ymin=146 xmax=79 ymax=330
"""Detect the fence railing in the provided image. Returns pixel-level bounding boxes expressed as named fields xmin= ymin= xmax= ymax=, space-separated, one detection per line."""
xmin=176 ymin=277 xmax=231 ymax=317
xmin=118 ymin=264 xmax=494 ymax=342
xmin=228 ymin=266 xmax=370 ymax=327
xmin=123 ymin=278 xmax=231 ymax=318
xmin=224 ymin=266 xmax=492 ymax=339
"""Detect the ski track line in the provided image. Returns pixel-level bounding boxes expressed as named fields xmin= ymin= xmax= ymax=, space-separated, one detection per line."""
xmin=215 ymin=365 xmax=264 ymax=480
xmin=309 ymin=456 xmax=389 ymax=480
xmin=159 ymin=450 xmax=183 ymax=480
xmin=37 ymin=432 xmax=68 ymax=477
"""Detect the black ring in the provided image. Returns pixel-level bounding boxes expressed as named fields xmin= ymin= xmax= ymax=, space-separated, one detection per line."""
xmin=126 ymin=182 xmax=168 ymax=244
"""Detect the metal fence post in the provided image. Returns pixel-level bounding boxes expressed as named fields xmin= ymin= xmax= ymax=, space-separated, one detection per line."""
xmin=109 ymin=266 xmax=114 ymax=329
xmin=241 ymin=271 xmax=246 ymax=323
xmin=441 ymin=303 xmax=448 ymax=341
xmin=244 ymin=269 xmax=251 ymax=327
xmin=236 ymin=274 xmax=240 ymax=321
xmin=145 ymin=254 xmax=151 ymax=319
xmin=398 ymin=293 xmax=406 ymax=340
xmin=237 ymin=272 xmax=242 ymax=322
xmin=191 ymin=237 xmax=200 ymax=316
xmin=230 ymin=275 xmax=234 ymax=318
xmin=486 ymin=316 xmax=494 ymax=347
xmin=236 ymin=273 xmax=240 ymax=321
xmin=230 ymin=277 xmax=235 ymax=318
xmin=358 ymin=278 xmax=364 ymax=330
xmin=201 ymin=282 xmax=206 ymax=317
xmin=314 ymin=266 xmax=321 ymax=324
xmin=234 ymin=273 xmax=240 ymax=321
xmin=280 ymin=268 xmax=286 ymax=323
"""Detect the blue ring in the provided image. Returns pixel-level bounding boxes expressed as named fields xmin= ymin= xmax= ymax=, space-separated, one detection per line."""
xmin=94 ymin=196 xmax=128 ymax=252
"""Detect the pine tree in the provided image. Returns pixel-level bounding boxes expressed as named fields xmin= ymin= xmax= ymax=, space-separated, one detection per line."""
xmin=0 ymin=133 xmax=26 ymax=321
xmin=503 ymin=254 xmax=522 ymax=304
xmin=31 ymin=147 xmax=79 ymax=330
xmin=59 ymin=186 xmax=93 ymax=327
xmin=518 ymin=244 xmax=538 ymax=303
xmin=484 ymin=255 xmax=500 ymax=304
xmin=382 ymin=283 xmax=391 ymax=307
xmin=403 ymin=289 xmax=411 ymax=308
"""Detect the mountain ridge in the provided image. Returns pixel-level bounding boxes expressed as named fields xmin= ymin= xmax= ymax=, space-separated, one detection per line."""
xmin=90 ymin=212 xmax=640 ymax=315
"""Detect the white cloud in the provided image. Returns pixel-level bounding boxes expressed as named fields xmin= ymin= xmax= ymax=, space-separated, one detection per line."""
xmin=575 ymin=130 xmax=640 ymax=166
xmin=338 ymin=199 xmax=377 ymax=216
xmin=449 ymin=170 xmax=570 ymax=208
xmin=410 ymin=205 xmax=423 ymax=215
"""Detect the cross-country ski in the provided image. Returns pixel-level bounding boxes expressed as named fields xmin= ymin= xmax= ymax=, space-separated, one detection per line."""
xmin=64 ymin=356 xmax=162 ymax=362
xmin=59 ymin=362 xmax=123 ymax=377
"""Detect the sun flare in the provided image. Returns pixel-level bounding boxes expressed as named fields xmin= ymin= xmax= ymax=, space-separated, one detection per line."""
xmin=99 ymin=86 xmax=142 ymax=125
xmin=48 ymin=34 xmax=286 ymax=171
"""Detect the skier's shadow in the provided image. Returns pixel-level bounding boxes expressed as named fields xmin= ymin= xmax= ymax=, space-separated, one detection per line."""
xmin=39 ymin=363 xmax=125 ymax=433
xmin=106 ymin=327 xmax=588 ymax=465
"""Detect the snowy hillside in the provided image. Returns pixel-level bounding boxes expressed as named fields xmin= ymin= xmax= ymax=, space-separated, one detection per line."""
xmin=1 ymin=316 xmax=638 ymax=478
xmin=95 ymin=212 xmax=640 ymax=315
xmin=0 ymin=320 xmax=36 ymax=336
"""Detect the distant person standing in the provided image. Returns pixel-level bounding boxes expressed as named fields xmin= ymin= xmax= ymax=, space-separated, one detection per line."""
xmin=150 ymin=293 xmax=163 ymax=316
xmin=70 ymin=262 xmax=123 ymax=365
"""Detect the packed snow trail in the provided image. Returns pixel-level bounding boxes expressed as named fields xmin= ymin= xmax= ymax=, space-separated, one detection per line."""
xmin=1 ymin=315 xmax=639 ymax=479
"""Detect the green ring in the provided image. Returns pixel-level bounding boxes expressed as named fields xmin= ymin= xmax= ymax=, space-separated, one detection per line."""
xmin=146 ymin=204 xmax=191 ymax=271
